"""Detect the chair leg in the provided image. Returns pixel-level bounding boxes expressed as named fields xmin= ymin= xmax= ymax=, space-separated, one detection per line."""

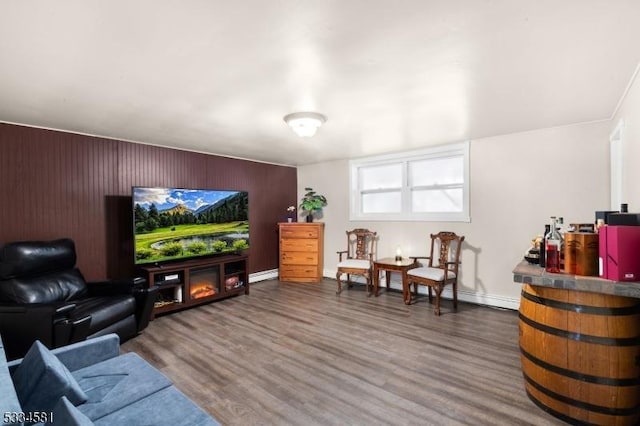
xmin=428 ymin=286 xmax=433 ymax=303
xmin=452 ymin=282 xmax=458 ymax=310
xmin=347 ymin=274 xmax=352 ymax=288
xmin=365 ymin=274 xmax=371 ymax=297
xmin=336 ymin=272 xmax=342 ymax=295
xmin=434 ymin=284 xmax=444 ymax=316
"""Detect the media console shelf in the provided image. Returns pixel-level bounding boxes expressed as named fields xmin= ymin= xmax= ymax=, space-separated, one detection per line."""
xmin=139 ymin=254 xmax=249 ymax=318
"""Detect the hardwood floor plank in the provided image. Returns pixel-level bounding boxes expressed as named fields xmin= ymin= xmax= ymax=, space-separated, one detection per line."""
xmin=122 ymin=279 xmax=565 ymax=425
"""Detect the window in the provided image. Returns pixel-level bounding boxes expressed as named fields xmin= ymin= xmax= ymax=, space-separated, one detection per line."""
xmin=349 ymin=141 xmax=470 ymax=222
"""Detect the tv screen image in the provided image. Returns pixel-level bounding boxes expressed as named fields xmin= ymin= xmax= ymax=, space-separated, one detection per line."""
xmin=133 ymin=187 xmax=249 ymax=265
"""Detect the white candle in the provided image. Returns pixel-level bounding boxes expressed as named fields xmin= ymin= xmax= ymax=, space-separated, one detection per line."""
xmin=395 ymin=246 xmax=402 ymax=260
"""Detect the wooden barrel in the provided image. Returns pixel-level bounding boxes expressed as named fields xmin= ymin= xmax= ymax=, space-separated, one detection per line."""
xmin=519 ymin=284 xmax=640 ymax=425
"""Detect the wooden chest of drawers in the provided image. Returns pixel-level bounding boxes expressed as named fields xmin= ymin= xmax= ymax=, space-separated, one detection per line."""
xmin=279 ymin=222 xmax=325 ymax=283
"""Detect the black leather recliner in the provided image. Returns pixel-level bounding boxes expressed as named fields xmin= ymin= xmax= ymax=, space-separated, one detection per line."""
xmin=0 ymin=238 xmax=157 ymax=360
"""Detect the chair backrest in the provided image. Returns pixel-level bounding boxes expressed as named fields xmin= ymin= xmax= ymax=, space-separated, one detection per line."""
xmin=346 ymin=229 xmax=377 ymax=261
xmin=0 ymin=239 xmax=88 ymax=304
xmin=429 ymin=232 xmax=464 ymax=272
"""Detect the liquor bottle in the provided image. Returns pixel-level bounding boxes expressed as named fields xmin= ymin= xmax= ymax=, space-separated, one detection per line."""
xmin=557 ymin=216 xmax=566 ymax=270
xmin=539 ymin=224 xmax=550 ymax=268
xmin=545 ymin=216 xmax=562 ymax=273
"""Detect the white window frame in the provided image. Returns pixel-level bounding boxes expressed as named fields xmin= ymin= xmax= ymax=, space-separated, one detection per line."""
xmin=349 ymin=141 xmax=470 ymax=222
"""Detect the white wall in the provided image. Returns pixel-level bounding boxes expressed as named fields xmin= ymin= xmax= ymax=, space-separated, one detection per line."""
xmin=298 ymin=121 xmax=610 ymax=309
xmin=612 ymin=66 xmax=640 ymax=209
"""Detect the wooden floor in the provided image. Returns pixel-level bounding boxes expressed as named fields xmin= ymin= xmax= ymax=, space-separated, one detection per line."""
xmin=121 ymin=279 xmax=565 ymax=426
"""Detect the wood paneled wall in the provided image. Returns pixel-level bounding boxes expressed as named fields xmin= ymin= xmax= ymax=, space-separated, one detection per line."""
xmin=0 ymin=123 xmax=297 ymax=280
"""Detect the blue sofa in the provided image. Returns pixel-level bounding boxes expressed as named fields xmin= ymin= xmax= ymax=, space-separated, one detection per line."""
xmin=1 ymin=334 xmax=219 ymax=426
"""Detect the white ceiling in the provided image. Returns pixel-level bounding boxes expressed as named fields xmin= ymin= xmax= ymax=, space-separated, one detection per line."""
xmin=1 ymin=1 xmax=639 ymax=166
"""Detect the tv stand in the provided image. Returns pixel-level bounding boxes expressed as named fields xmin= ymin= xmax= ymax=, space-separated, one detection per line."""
xmin=139 ymin=254 xmax=249 ymax=318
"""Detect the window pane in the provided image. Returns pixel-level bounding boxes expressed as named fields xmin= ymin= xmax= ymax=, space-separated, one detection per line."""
xmin=359 ymin=163 xmax=402 ymax=190
xmin=409 ymin=156 xmax=463 ymax=187
xmin=412 ymin=188 xmax=463 ymax=213
xmin=362 ymin=191 xmax=401 ymax=213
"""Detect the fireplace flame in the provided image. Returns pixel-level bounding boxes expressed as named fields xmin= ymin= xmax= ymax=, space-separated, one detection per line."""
xmin=190 ymin=284 xmax=216 ymax=299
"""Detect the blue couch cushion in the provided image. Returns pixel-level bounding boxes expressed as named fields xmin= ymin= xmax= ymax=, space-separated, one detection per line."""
xmin=0 ymin=338 xmax=22 ymax=419
xmin=46 ymin=396 xmax=93 ymax=426
xmin=12 ymin=341 xmax=88 ymax=421
xmin=72 ymin=352 xmax=172 ymax=421
xmin=94 ymin=386 xmax=219 ymax=426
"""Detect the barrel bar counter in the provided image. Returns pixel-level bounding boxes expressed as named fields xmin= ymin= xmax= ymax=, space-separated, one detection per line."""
xmin=513 ymin=261 xmax=640 ymax=426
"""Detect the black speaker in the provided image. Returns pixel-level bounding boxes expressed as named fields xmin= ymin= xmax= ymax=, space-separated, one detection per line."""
xmin=608 ymin=213 xmax=640 ymax=226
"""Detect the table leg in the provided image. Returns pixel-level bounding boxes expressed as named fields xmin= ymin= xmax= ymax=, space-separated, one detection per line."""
xmin=402 ymin=270 xmax=411 ymax=304
xmin=385 ymin=270 xmax=391 ymax=291
xmin=373 ymin=264 xmax=379 ymax=296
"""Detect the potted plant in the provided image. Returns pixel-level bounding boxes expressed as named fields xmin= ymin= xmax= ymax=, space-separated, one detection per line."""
xmin=299 ymin=187 xmax=327 ymax=222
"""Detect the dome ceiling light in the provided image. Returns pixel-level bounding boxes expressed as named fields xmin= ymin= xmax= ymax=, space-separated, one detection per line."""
xmin=283 ymin=112 xmax=327 ymax=137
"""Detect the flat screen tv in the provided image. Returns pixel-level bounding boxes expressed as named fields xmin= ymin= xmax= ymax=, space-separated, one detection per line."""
xmin=132 ymin=187 xmax=249 ymax=265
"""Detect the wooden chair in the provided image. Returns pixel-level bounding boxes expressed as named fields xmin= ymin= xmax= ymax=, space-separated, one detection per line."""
xmin=336 ymin=229 xmax=377 ymax=295
xmin=407 ymin=232 xmax=464 ymax=315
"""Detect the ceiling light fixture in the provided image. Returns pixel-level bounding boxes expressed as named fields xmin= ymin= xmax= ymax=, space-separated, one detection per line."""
xmin=283 ymin=112 xmax=327 ymax=137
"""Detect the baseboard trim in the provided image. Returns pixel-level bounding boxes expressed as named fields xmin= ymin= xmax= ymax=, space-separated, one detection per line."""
xmin=256 ymin=268 xmax=519 ymax=311
xmin=249 ymin=269 xmax=278 ymax=283
xmin=326 ymin=269 xmax=520 ymax=311
xmin=454 ymin=289 xmax=520 ymax=311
